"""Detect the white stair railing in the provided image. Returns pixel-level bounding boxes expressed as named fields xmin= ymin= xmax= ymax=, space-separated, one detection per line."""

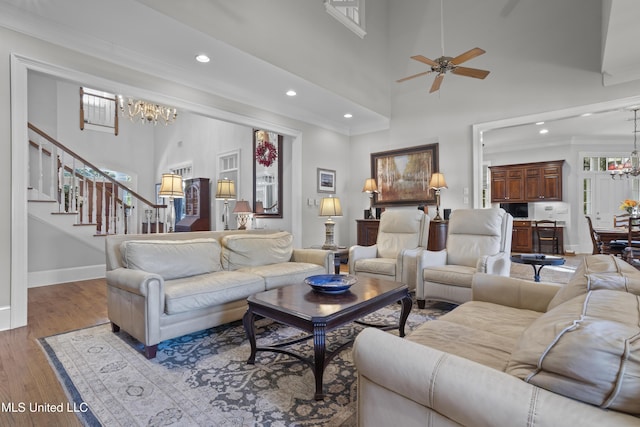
xmin=28 ymin=123 xmax=166 ymax=235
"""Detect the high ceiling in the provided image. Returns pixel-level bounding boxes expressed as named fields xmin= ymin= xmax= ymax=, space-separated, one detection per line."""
xmin=0 ymin=0 xmax=639 ymax=139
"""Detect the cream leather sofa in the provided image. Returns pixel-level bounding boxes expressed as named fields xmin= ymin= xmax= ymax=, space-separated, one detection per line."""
xmin=349 ymin=209 xmax=429 ymax=291
xmin=105 ymin=230 xmax=331 ymax=358
xmin=417 ymin=208 xmax=513 ymax=307
xmin=354 ymin=255 xmax=640 ymax=426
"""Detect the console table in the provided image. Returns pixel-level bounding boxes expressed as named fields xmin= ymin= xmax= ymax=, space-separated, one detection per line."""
xmin=356 ymin=218 xmax=448 ymax=251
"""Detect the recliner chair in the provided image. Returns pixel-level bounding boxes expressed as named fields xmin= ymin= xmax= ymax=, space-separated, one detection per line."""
xmin=349 ymin=209 xmax=430 ymax=291
xmin=417 ymin=208 xmax=513 ymax=307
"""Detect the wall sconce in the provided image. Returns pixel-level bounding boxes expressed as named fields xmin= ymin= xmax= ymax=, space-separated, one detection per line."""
xmin=158 ymin=173 xmax=184 ymax=232
xmin=319 ymin=196 xmax=343 ymax=249
xmin=215 ymin=178 xmax=236 ymax=230
xmin=233 ymin=200 xmax=252 ymax=230
xmin=429 ymin=172 xmax=448 ymax=221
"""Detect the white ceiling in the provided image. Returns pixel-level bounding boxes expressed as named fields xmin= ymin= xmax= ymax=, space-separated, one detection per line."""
xmin=0 ymin=0 xmax=638 ymax=139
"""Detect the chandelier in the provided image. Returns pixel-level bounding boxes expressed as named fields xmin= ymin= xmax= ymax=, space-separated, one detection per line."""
xmin=611 ymin=108 xmax=640 ymax=179
xmin=117 ymin=96 xmax=177 ymax=125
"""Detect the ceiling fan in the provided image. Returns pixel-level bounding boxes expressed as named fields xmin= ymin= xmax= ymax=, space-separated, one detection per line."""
xmin=397 ymin=0 xmax=490 ymax=93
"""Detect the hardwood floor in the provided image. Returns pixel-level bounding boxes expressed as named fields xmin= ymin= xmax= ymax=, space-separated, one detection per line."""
xmin=0 ymin=279 xmax=108 ymax=426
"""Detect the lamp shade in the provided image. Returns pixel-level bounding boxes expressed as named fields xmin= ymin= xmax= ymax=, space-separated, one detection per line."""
xmin=362 ymin=178 xmax=378 ymax=193
xmin=158 ymin=173 xmax=184 ymax=198
xmin=254 ymin=201 xmax=264 ymax=214
xmin=215 ymin=179 xmax=236 ymax=200
xmin=319 ymin=197 xmax=343 ymax=217
xmin=232 ymin=200 xmax=252 ymax=214
xmin=429 ymin=172 xmax=448 ymax=190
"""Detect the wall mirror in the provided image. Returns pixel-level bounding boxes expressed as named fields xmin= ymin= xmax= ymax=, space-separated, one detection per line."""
xmin=253 ymin=129 xmax=283 ymax=218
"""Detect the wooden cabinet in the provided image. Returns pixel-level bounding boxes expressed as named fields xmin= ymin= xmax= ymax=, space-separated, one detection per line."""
xmin=489 ymin=167 xmax=524 ymax=202
xmin=356 ymin=219 xmax=380 ymax=246
xmin=491 ymin=160 xmax=564 ymax=203
xmin=524 ymin=161 xmax=563 ymax=201
xmin=175 ymin=178 xmax=211 ymax=232
xmin=512 ymin=220 xmax=533 ymax=253
xmin=428 ymin=220 xmax=448 ymax=251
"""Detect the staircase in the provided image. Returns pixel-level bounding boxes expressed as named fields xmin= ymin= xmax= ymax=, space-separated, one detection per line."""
xmin=28 ymin=123 xmax=168 ymax=245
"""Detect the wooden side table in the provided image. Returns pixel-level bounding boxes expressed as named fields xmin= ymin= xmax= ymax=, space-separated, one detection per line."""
xmin=356 ymin=219 xmax=380 ymax=246
xmin=310 ymin=245 xmax=348 ymax=274
xmin=428 ymin=220 xmax=448 ymax=251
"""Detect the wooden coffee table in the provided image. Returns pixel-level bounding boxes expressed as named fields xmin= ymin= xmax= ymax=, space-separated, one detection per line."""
xmin=242 ymin=277 xmax=412 ymax=400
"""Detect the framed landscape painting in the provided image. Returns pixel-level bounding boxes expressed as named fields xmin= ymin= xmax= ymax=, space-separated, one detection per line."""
xmin=371 ymin=143 xmax=439 ymax=207
xmin=317 ymin=168 xmax=336 ymax=193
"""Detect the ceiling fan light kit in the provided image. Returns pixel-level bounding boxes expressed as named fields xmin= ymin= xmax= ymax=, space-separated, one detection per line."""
xmin=397 ymin=0 xmax=490 ymax=93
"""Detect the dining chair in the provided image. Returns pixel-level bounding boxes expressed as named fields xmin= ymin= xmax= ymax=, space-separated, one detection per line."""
xmin=624 ymin=216 xmax=640 ymax=268
xmin=534 ymin=220 xmax=561 ymax=254
xmin=614 ymin=213 xmax=630 ymax=228
xmin=585 ymin=216 xmax=602 ymax=255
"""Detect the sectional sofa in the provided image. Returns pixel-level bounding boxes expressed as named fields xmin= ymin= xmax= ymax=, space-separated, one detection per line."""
xmin=105 ymin=230 xmax=332 ymax=358
xmin=354 ymin=254 xmax=640 ymax=426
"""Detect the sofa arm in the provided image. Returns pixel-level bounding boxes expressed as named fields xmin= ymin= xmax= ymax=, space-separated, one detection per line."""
xmin=397 ymin=247 xmax=423 ymax=290
xmin=291 ymin=248 xmax=333 ymax=273
xmin=353 ymin=328 xmax=637 ymax=427
xmin=471 ymin=272 xmax=559 ymax=312
xmin=477 ymin=252 xmax=511 ymax=276
xmin=348 ymin=245 xmax=378 ymax=274
xmin=106 ymin=267 xmax=164 ymax=297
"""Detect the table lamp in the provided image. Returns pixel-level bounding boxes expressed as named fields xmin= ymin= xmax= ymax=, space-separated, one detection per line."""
xmin=158 ymin=173 xmax=184 ymax=232
xmin=233 ymin=200 xmax=252 ymax=230
xmin=429 ymin=172 xmax=447 ymax=221
xmin=362 ymin=178 xmax=378 ymax=219
xmin=319 ymin=196 xmax=343 ymax=249
xmin=215 ymin=178 xmax=236 ymax=230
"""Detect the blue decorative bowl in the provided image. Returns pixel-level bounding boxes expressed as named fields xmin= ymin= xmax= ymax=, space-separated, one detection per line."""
xmin=304 ymin=274 xmax=357 ymax=294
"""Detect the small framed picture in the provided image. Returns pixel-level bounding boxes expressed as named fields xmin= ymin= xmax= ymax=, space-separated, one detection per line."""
xmin=317 ymin=168 xmax=336 ymax=193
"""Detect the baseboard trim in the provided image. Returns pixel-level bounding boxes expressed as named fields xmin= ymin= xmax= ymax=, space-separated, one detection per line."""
xmin=28 ymin=264 xmax=106 ymax=288
xmin=0 ymin=306 xmax=11 ymax=331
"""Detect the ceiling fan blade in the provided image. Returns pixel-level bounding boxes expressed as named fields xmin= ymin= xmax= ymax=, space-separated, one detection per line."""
xmin=411 ymin=55 xmax=439 ymax=67
xmin=451 ymin=66 xmax=490 ymax=79
xmin=396 ymin=70 xmax=432 ymax=83
xmin=430 ymin=74 xmax=444 ymax=93
xmin=450 ymin=47 xmax=486 ymax=65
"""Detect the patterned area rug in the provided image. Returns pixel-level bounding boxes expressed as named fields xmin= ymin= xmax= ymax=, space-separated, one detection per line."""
xmin=40 ymin=301 xmax=453 ymax=427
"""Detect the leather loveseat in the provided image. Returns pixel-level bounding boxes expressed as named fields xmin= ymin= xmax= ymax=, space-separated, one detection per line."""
xmin=353 ymin=255 xmax=640 ymax=426
xmin=105 ymin=230 xmax=331 ymax=358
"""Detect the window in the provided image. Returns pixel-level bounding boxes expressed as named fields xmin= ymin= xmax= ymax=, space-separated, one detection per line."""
xmin=80 ymin=87 xmax=118 ymax=135
xmin=325 ymin=0 xmax=366 ymax=38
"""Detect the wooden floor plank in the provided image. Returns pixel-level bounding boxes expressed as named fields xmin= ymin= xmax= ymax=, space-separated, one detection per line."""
xmin=0 ymin=279 xmax=108 ymax=426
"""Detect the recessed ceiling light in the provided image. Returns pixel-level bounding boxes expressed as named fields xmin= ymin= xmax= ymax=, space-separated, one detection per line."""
xmin=535 ymin=121 xmax=545 ymax=125
xmin=286 ymin=90 xmax=297 ymax=97
xmin=539 ymin=129 xmax=549 ymax=134
xmin=344 ymin=113 xmax=353 ymax=118
xmin=195 ymin=54 xmax=210 ymax=63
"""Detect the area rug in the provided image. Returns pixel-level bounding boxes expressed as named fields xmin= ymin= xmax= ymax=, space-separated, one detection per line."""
xmin=39 ymin=301 xmax=453 ymax=427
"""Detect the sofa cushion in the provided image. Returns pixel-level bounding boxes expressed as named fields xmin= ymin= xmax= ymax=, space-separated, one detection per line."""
xmin=221 ymin=231 xmax=293 ymax=270
xmin=407 ymin=301 xmax=542 ymax=371
xmin=353 ymin=258 xmax=397 ymax=277
xmin=121 ymin=238 xmax=222 ymax=280
xmin=507 ymin=290 xmax=640 ymax=414
xmin=238 ymin=262 xmax=327 ymax=290
xmin=548 ymin=254 xmax=640 ymax=310
xmin=423 ymin=264 xmax=476 ymax=288
xmin=164 ymin=271 xmax=264 ymax=314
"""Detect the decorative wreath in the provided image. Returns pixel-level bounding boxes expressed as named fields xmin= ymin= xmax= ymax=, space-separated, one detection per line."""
xmin=255 ymin=140 xmax=278 ymax=167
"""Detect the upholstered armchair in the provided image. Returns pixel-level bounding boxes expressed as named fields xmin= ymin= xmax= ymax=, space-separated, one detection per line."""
xmin=349 ymin=209 xmax=430 ymax=291
xmin=417 ymin=208 xmax=513 ymax=307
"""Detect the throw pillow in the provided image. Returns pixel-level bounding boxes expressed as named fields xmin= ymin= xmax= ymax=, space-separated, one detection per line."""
xmin=507 ymin=289 xmax=640 ymax=414
xmin=121 ymin=238 xmax=222 ymax=280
